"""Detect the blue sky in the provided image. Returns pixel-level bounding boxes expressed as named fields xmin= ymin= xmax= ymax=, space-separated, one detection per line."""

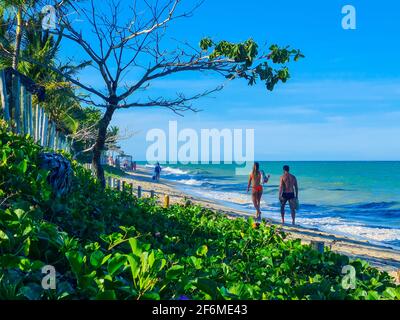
xmin=65 ymin=0 xmax=400 ymax=160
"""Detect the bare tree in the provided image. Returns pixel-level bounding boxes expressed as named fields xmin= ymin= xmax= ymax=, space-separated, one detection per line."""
xmin=4 ymin=0 xmax=303 ymax=187
xmin=69 ymin=124 xmax=136 ymax=160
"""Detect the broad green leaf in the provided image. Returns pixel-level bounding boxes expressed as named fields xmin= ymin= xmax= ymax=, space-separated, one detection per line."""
xmin=196 ymin=245 xmax=208 ymax=257
xmin=382 ymin=287 xmax=398 ymax=299
xmin=14 ymin=208 xmax=25 ymax=219
xmin=101 ymin=254 xmax=112 ymax=265
xmin=367 ymin=291 xmax=381 ymax=300
xmin=90 ymin=250 xmax=105 ymax=268
xmin=166 ymin=265 xmax=184 ymax=280
xmin=129 ymin=238 xmax=142 ymax=256
xmin=18 ymin=159 xmax=28 ymax=173
xmin=196 ymin=278 xmax=221 ymax=299
xmin=126 ymin=255 xmax=139 ymax=280
xmin=1 ymin=149 xmax=7 ymax=165
xmin=107 ymin=254 xmax=127 ymax=276
xmin=0 ymin=229 xmax=9 ymax=241
xmin=148 ymin=251 xmax=155 ymax=268
xmin=190 ymin=256 xmax=202 ymax=270
xmin=66 ymin=251 xmax=84 ymax=275
xmin=155 ymin=258 xmax=166 ymax=272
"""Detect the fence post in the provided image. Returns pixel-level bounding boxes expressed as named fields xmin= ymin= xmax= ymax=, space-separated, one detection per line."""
xmin=122 ymin=181 xmax=126 ymax=191
xmin=12 ymin=76 xmax=21 ymax=133
xmin=47 ymin=121 xmax=51 ymax=148
xmin=116 ymin=179 xmax=121 ymax=191
xmin=107 ymin=176 xmax=112 ymax=188
xmin=58 ymin=134 xmax=62 ymax=151
xmin=32 ymin=104 xmax=36 ymax=141
xmin=62 ymin=135 xmax=66 ymax=151
xmin=54 ymin=130 xmax=57 ymax=150
xmin=39 ymin=107 xmax=43 ymax=144
xmin=33 ymin=104 xmax=38 ymax=141
xmin=150 ymin=190 xmax=155 ymax=198
xmin=28 ymin=94 xmax=33 ymax=138
xmin=0 ymin=71 xmax=10 ymax=121
xmin=21 ymin=86 xmax=27 ymax=135
xmin=65 ymin=137 xmax=71 ymax=153
xmin=49 ymin=121 xmax=56 ymax=149
xmin=311 ymin=241 xmax=324 ymax=254
xmin=45 ymin=119 xmax=51 ymax=147
xmin=41 ymin=111 xmax=48 ymax=147
xmin=42 ymin=108 xmax=47 ymax=146
xmin=65 ymin=136 xmax=68 ymax=151
xmin=37 ymin=106 xmax=41 ymax=143
xmin=54 ymin=130 xmax=59 ymax=150
xmin=164 ymin=195 xmax=170 ymax=208
xmin=51 ymin=122 xmax=56 ymax=149
xmin=137 ymin=186 xmax=142 ymax=198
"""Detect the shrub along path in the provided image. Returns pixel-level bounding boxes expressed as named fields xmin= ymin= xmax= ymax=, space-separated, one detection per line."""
xmin=1 ymin=121 xmax=399 ymax=299
xmin=109 ymin=166 xmax=400 ymax=284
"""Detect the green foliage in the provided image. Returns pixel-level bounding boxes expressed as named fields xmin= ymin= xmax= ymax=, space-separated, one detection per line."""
xmin=0 ymin=8 xmax=99 ymax=142
xmin=0 ymin=122 xmax=399 ymax=300
xmin=104 ymin=165 xmax=126 ymax=179
xmin=200 ymin=38 xmax=304 ymax=91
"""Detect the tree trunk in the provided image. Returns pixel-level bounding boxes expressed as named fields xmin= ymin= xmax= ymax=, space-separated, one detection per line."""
xmin=12 ymin=8 xmax=23 ymax=70
xmin=92 ymin=104 xmax=116 ymax=187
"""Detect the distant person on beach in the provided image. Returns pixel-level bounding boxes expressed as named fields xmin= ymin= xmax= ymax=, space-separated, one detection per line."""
xmin=247 ymin=162 xmax=270 ymax=221
xmin=123 ymin=160 xmax=129 ymax=171
xmin=279 ymin=165 xmax=299 ymax=225
xmin=153 ymin=162 xmax=162 ymax=182
xmin=108 ymin=155 xmax=114 ymax=166
xmin=133 ymin=161 xmax=137 ymax=171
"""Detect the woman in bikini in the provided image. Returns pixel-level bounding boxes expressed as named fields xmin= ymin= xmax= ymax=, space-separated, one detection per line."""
xmin=247 ymin=162 xmax=270 ymax=220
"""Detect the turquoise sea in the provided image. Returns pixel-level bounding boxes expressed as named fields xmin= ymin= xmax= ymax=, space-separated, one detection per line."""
xmin=143 ymin=161 xmax=400 ymax=248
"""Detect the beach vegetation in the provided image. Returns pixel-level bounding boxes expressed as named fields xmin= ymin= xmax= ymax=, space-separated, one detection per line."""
xmin=0 ymin=122 xmax=398 ymax=300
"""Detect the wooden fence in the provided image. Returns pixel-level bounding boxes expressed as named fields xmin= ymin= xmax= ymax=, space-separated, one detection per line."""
xmin=0 ymin=69 xmax=71 ymax=152
xmin=105 ymin=175 xmax=170 ymax=207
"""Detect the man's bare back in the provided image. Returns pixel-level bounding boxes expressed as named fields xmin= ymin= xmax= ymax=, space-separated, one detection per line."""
xmin=280 ymin=173 xmax=297 ymax=194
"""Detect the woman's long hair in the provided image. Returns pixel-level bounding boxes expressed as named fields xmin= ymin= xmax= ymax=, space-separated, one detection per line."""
xmin=252 ymin=162 xmax=259 ymax=179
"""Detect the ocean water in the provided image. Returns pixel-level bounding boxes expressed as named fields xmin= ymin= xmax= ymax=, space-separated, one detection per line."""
xmin=144 ymin=161 xmax=400 ymax=248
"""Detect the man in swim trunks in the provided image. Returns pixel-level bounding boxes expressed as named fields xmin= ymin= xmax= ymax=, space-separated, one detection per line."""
xmin=279 ymin=165 xmax=298 ymax=225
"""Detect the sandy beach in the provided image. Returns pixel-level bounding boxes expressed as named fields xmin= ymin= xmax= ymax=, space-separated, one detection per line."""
xmin=114 ymin=166 xmax=400 ymax=284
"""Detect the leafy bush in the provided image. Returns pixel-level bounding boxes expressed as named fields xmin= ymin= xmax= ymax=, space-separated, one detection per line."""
xmin=0 ymin=120 xmax=399 ymax=300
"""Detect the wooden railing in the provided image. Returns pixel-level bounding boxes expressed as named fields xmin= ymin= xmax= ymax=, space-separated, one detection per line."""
xmin=0 ymin=69 xmax=71 ymax=152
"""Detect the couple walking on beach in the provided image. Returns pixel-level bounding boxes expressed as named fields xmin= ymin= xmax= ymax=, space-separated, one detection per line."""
xmin=247 ymin=163 xmax=299 ymax=225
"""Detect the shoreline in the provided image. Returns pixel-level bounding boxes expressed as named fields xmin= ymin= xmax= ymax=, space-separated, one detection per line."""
xmin=113 ymin=166 xmax=400 ymax=283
